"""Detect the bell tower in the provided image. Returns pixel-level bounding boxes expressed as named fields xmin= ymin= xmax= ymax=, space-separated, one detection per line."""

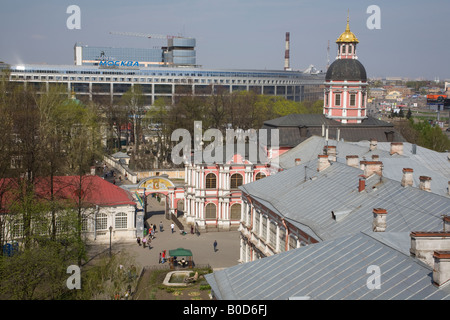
xmin=336 ymin=14 xmax=359 ymax=60
xmin=323 ymin=13 xmax=368 ymax=124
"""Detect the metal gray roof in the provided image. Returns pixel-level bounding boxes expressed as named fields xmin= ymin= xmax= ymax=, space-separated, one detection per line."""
xmin=205 ymin=231 xmax=450 ymax=300
xmin=277 ymin=136 xmax=450 ymax=196
xmin=240 ymin=160 xmax=449 ymax=242
xmin=278 ymin=136 xmax=392 ymax=169
xmin=350 ymin=140 xmax=450 ymax=179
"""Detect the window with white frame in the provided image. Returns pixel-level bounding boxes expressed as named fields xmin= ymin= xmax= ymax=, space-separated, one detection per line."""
xmin=289 ymin=234 xmax=297 ymax=250
xmin=269 ymin=221 xmax=277 ymax=249
xmin=246 ymin=204 xmax=251 ymax=226
xmin=254 ymin=211 xmax=260 ymax=234
xmin=261 ymin=215 xmax=267 ymax=240
xmin=349 ymin=93 xmax=356 ymax=106
xmin=230 ymin=173 xmax=243 ymax=189
xmin=81 ymin=217 xmax=89 ymax=232
xmin=115 ymin=212 xmax=127 ymax=229
xmin=335 ymin=93 xmax=341 ymax=106
xmin=96 ymin=213 xmax=107 ymax=230
xmin=279 ymin=228 xmax=286 ymax=252
xmin=33 ymin=218 xmax=49 ymax=236
xmin=205 ymin=173 xmax=217 ymax=189
xmin=12 ymin=220 xmax=23 ymax=239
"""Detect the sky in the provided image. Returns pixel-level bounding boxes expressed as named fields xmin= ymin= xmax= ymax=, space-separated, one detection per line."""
xmin=0 ymin=0 xmax=449 ymax=80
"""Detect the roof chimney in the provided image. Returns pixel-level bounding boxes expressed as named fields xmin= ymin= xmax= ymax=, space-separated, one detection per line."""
xmin=360 ymin=161 xmax=383 ymax=177
xmin=419 ymin=176 xmax=432 ymax=192
xmin=284 ymin=32 xmax=291 ymax=71
xmin=371 ymin=154 xmax=379 ymax=161
xmin=295 ymin=158 xmax=301 ymax=166
xmin=369 ymin=138 xmax=377 ymax=151
xmin=390 ymin=142 xmax=404 ymax=155
xmin=324 ymin=145 xmax=336 ymax=162
xmin=346 ymin=155 xmax=359 ymax=168
xmin=358 ymin=175 xmax=366 ymax=192
xmin=409 ymin=231 xmax=450 ymax=267
xmin=372 ymin=208 xmax=387 ymax=232
xmin=432 ymin=251 xmax=450 ymax=287
xmin=317 ymin=155 xmax=330 ymax=172
xmin=401 ymin=168 xmax=414 ymax=187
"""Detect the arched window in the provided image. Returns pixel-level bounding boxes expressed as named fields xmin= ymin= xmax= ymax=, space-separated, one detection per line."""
xmin=230 ymin=173 xmax=243 ymax=189
xmin=255 ymin=172 xmax=266 ymax=181
xmin=230 ymin=203 xmax=241 ymax=220
xmin=205 ymin=203 xmax=217 ymax=219
xmin=115 ymin=212 xmax=127 ymax=229
xmin=205 ymin=173 xmax=217 ymax=189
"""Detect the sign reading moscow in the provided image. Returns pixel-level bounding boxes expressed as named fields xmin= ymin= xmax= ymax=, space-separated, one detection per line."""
xmin=99 ymin=60 xmax=139 ymax=67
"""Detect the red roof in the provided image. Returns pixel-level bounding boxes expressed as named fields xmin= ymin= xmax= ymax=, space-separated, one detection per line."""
xmin=0 ymin=175 xmax=136 ymax=209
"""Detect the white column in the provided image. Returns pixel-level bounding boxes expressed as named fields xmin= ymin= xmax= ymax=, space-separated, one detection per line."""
xmin=276 ymin=224 xmax=280 ymax=252
xmin=239 ymin=237 xmax=244 ymax=263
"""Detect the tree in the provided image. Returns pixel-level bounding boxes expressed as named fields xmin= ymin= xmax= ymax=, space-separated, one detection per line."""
xmin=120 ymin=85 xmax=145 ymax=159
xmin=143 ymin=97 xmax=174 ymax=168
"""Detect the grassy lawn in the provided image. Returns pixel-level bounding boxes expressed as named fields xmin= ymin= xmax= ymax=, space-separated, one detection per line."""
xmin=133 ymin=267 xmax=213 ymax=300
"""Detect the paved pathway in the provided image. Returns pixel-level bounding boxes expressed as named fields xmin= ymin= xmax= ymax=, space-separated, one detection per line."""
xmin=111 ymin=198 xmax=241 ymax=271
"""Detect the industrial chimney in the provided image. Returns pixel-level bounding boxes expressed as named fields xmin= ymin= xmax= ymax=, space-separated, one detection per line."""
xmin=284 ymin=32 xmax=291 ymax=71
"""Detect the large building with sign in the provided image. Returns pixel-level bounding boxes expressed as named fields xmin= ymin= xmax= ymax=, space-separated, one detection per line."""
xmin=3 ymin=34 xmax=325 ymax=105
xmin=74 ymin=37 xmax=197 ymax=67
xmin=5 ymin=64 xmax=325 ymax=106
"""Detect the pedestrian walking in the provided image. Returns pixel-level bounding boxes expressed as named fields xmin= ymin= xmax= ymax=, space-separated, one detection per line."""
xmin=136 ymin=237 xmax=141 ymax=246
xmin=159 ymin=252 xmax=162 ymax=264
xmin=153 ymin=224 xmax=156 ymax=233
xmin=142 ymin=236 xmax=147 ymax=248
xmin=147 ymin=236 xmax=152 ymax=249
xmin=213 ymin=240 xmax=218 ymax=252
xmin=159 ymin=221 xmax=163 ymax=232
xmin=162 ymin=250 xmax=166 ymax=263
xmin=171 ymin=222 xmax=174 ymax=233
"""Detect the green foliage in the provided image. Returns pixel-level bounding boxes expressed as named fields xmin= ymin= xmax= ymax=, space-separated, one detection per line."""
xmin=167 ymin=90 xmax=324 ymax=131
xmin=199 ymin=284 xmax=211 ymax=291
xmin=409 ymin=119 xmax=450 ymax=152
xmin=0 ymin=240 xmax=82 ymax=299
xmin=62 ymin=252 xmax=140 ymax=300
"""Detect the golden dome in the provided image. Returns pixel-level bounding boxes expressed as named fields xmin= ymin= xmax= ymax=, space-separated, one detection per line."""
xmin=336 ymin=15 xmax=359 ymax=43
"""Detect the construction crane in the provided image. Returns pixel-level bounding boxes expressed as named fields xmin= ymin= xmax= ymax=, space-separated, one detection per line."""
xmin=109 ymin=31 xmax=183 ymax=39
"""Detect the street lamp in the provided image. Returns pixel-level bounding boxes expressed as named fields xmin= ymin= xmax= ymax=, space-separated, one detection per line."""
xmin=109 ymin=226 xmax=113 ymax=257
xmin=143 ymin=187 xmax=147 ymax=216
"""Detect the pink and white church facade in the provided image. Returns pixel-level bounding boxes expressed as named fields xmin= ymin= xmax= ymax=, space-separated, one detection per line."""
xmin=183 ymin=147 xmax=275 ymax=232
xmin=323 ymin=17 xmax=368 ymax=124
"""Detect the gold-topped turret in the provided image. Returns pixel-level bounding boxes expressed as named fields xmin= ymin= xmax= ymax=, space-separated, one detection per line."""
xmin=336 ymin=14 xmax=359 ymax=43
